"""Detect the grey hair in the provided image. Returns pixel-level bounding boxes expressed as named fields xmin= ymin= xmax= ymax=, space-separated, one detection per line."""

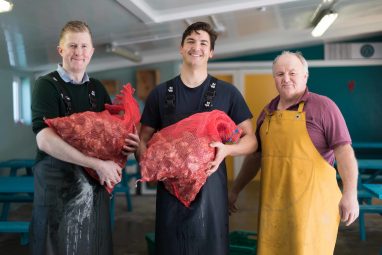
xmin=272 ymin=51 xmax=309 ymax=77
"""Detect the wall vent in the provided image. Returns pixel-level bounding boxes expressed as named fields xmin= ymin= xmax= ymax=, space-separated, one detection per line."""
xmin=325 ymin=43 xmax=382 ymax=60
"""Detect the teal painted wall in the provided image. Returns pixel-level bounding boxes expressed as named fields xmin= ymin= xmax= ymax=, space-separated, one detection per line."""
xmin=214 ymin=34 xmax=382 ymax=62
xmin=213 ymin=45 xmax=325 ymax=62
xmin=214 ymin=34 xmax=382 ymax=144
xmin=308 ymin=66 xmax=382 ymax=143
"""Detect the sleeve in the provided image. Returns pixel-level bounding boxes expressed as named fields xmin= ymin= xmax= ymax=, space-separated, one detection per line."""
xmin=321 ymin=97 xmax=352 ymax=149
xmin=31 ymin=77 xmax=62 ymax=134
xmin=255 ymin=110 xmax=267 ymax=152
xmin=255 ymin=96 xmax=279 ymax=152
xmin=227 ymin=85 xmax=253 ymax=125
xmin=94 ymin=79 xmax=112 ymax=109
xmin=140 ymin=85 xmax=162 ymax=130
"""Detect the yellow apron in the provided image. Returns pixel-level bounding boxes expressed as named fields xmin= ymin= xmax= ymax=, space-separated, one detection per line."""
xmin=257 ymin=102 xmax=342 ymax=255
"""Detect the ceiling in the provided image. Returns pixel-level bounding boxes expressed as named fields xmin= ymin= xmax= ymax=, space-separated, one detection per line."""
xmin=0 ymin=0 xmax=381 ymax=73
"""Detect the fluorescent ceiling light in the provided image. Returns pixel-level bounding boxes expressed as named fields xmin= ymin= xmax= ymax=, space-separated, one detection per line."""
xmin=106 ymin=44 xmax=142 ymax=63
xmin=210 ymin=15 xmax=226 ymax=33
xmin=0 ymin=0 xmax=13 ymax=13
xmin=311 ymin=10 xmax=338 ymax=37
xmin=112 ymin=33 xmax=181 ymax=47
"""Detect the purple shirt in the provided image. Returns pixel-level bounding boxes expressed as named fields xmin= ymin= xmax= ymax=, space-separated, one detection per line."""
xmin=256 ymin=89 xmax=351 ymax=165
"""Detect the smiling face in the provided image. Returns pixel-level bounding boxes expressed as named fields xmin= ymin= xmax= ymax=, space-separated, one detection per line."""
xmin=273 ymin=53 xmax=308 ymax=104
xmin=179 ymin=30 xmax=214 ymax=68
xmin=57 ymin=31 xmax=94 ymax=75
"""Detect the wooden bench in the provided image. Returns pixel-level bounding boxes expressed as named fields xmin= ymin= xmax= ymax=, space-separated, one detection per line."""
xmin=0 ymin=159 xmax=35 ymax=176
xmin=358 ymin=183 xmax=382 ymax=241
xmin=357 ymin=159 xmax=382 ymax=184
xmin=0 ymin=221 xmax=30 ymax=245
xmin=357 ymin=189 xmax=374 ymax=204
xmin=0 ymin=176 xmax=33 ymax=245
xmin=0 ymin=194 xmax=33 ymax=202
xmin=0 ymin=176 xmax=34 ymax=220
xmin=352 ymin=143 xmax=382 ymax=149
xmin=0 ymin=160 xmax=35 ymax=222
xmin=358 ymin=204 xmax=382 ymax=240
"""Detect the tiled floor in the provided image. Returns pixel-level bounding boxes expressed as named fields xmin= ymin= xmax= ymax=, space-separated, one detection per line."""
xmin=0 ymin=181 xmax=381 ymax=255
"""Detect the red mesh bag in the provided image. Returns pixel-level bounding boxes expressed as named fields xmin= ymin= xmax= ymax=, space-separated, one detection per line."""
xmin=45 ymin=83 xmax=140 ymax=193
xmin=139 ymin=110 xmax=242 ymax=207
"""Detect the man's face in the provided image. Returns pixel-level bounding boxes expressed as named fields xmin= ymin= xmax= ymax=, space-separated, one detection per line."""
xmin=57 ymin=31 xmax=94 ymax=74
xmin=273 ymin=54 xmax=308 ymax=101
xmin=179 ymin=30 xmax=214 ymax=67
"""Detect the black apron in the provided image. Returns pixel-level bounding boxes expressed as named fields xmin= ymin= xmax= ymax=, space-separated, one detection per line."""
xmin=30 ymin=72 xmax=113 ymax=255
xmin=30 ymin=157 xmax=113 ymax=255
xmin=155 ymin=77 xmax=229 ymax=255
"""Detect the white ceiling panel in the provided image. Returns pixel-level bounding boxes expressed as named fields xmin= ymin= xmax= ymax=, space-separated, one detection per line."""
xmin=0 ymin=0 xmax=381 ymax=73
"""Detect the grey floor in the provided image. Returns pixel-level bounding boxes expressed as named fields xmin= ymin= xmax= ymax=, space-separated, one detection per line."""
xmin=0 ymin=181 xmax=381 ymax=255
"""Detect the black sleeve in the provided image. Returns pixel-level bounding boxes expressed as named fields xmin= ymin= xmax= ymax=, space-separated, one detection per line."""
xmin=199 ymin=78 xmax=253 ymax=125
xmin=226 ymin=83 xmax=253 ymax=125
xmin=93 ymin=78 xmax=112 ymax=109
xmin=31 ymin=77 xmax=62 ymax=134
xmin=140 ymin=84 xmax=163 ymax=130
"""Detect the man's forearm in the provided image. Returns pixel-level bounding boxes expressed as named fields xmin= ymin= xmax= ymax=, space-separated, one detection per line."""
xmin=228 ymin=119 xmax=257 ymax=157
xmin=36 ymin=127 xmax=99 ymax=169
xmin=335 ymin=144 xmax=358 ymax=195
xmin=228 ymin=133 xmax=257 ymax=157
xmin=137 ymin=125 xmax=156 ymax=162
xmin=231 ymin=152 xmax=261 ymax=194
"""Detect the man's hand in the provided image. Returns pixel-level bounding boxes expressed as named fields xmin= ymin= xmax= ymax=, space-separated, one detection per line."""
xmin=93 ymin=160 xmax=122 ymax=189
xmin=339 ymin=192 xmax=359 ymax=226
xmin=334 ymin=143 xmax=359 ymax=226
xmin=122 ymin=128 xmax=140 ymax=156
xmin=208 ymin=141 xmax=230 ymax=175
xmin=228 ymin=191 xmax=239 ymax=215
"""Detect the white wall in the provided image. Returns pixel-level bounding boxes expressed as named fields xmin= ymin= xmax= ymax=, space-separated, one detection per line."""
xmin=0 ymin=69 xmax=36 ymax=161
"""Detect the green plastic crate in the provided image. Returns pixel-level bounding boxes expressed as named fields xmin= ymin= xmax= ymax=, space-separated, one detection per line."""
xmin=145 ymin=230 xmax=257 ymax=255
xmin=229 ymin=230 xmax=257 ymax=255
xmin=145 ymin=232 xmax=155 ymax=255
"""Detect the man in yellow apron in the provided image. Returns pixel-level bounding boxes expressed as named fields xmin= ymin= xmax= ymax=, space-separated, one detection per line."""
xmin=229 ymin=51 xmax=359 ymax=254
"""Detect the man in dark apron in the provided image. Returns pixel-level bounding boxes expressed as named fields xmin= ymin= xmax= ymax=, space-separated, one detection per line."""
xmin=138 ymin=21 xmax=257 ymax=255
xmin=30 ymin=20 xmax=139 ymax=255
xmin=229 ymin=51 xmax=359 ymax=254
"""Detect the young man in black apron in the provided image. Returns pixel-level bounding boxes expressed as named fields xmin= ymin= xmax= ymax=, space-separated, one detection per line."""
xmin=30 ymin=20 xmax=139 ymax=255
xmin=138 ymin=21 xmax=257 ymax=255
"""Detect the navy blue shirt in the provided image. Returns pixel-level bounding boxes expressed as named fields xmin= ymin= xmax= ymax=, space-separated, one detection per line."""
xmin=141 ymin=75 xmax=252 ymax=130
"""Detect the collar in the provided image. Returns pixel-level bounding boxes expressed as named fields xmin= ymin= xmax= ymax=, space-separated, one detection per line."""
xmin=56 ymin=64 xmax=90 ymax=85
xmin=267 ymin=88 xmax=310 ymax=112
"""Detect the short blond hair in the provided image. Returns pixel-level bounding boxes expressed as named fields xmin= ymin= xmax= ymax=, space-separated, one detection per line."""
xmin=59 ymin=20 xmax=93 ymax=45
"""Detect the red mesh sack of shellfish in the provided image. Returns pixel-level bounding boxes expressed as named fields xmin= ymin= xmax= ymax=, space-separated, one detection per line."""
xmin=45 ymin=83 xmax=140 ymax=193
xmin=139 ymin=110 xmax=242 ymax=207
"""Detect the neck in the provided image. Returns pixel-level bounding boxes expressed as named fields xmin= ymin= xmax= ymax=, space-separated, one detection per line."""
xmin=62 ymin=66 xmax=85 ymax=83
xmin=278 ymin=95 xmax=303 ymax=110
xmin=70 ymin=72 xmax=85 ymax=83
xmin=180 ymin=65 xmax=208 ymax=88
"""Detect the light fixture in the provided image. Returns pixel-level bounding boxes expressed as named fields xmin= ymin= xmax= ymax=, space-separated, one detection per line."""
xmin=311 ymin=9 xmax=338 ymax=37
xmin=0 ymin=0 xmax=13 ymax=13
xmin=184 ymin=16 xmax=226 ymax=33
xmin=209 ymin=15 xmax=226 ymax=33
xmin=112 ymin=33 xmax=181 ymax=47
xmin=106 ymin=44 xmax=142 ymax=63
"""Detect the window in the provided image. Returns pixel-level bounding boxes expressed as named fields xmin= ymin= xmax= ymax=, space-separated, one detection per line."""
xmin=12 ymin=76 xmax=31 ymax=125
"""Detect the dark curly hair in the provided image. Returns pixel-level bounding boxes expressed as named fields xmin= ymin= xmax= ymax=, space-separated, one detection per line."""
xmin=181 ymin=21 xmax=218 ymax=50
